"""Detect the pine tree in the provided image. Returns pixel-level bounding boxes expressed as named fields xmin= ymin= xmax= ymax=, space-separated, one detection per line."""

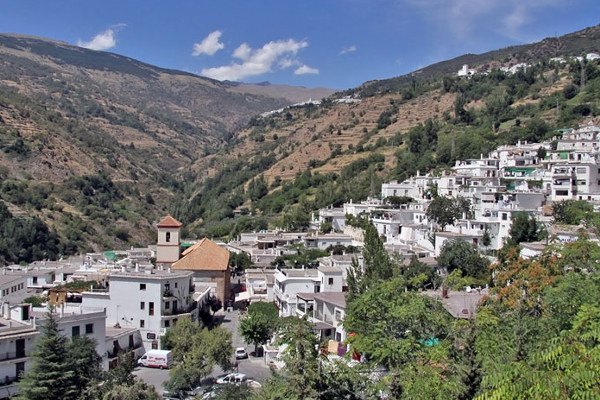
xmin=18 ymin=313 xmax=78 ymax=400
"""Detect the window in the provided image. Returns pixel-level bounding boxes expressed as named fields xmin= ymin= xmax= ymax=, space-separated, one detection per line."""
xmin=328 ymin=278 xmax=334 ymax=285
xmin=72 ymin=326 xmax=80 ymax=337
xmin=502 ymin=213 xmax=508 ymax=221
xmin=174 ymin=282 xmax=178 ymax=288
xmin=85 ymin=323 xmax=93 ymax=334
xmin=166 ymin=232 xmax=171 ymax=243
xmin=149 ymin=302 xmax=154 ymax=316
xmin=140 ymin=283 xmax=146 ymax=291
xmin=165 ymin=301 xmax=170 ymax=309
xmin=555 ymin=190 xmax=569 ymax=196
xmin=140 ymin=302 xmax=145 ymax=310
xmin=140 ymin=320 xmax=145 ymax=328
xmin=32 ymin=277 xmax=38 ymax=284
xmin=164 ymin=320 xmax=170 ymax=328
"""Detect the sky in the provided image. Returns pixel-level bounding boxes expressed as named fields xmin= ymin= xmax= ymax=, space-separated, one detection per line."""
xmin=1 ymin=0 xmax=599 ymax=89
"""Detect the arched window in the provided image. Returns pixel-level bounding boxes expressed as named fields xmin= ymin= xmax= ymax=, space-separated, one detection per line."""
xmin=166 ymin=232 xmax=171 ymax=243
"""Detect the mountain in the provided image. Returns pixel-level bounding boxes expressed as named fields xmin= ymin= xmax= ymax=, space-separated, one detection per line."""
xmin=0 ymin=33 xmax=329 ymax=256
xmin=2 ymin=24 xmax=600 ymax=258
xmin=227 ymin=81 xmax=336 ymax=104
xmin=178 ymin=25 xmax=600 ymax=238
xmin=350 ymin=24 xmax=600 ymax=97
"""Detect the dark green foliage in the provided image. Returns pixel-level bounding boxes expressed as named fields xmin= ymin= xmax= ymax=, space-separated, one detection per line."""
xmin=438 ymin=239 xmax=489 ymax=279
xmin=239 ymin=302 xmax=279 ymax=354
xmin=23 ymin=296 xmax=44 ymax=307
xmin=552 ymin=199 xmax=594 ymax=225
xmin=17 ymin=313 xmax=77 ymax=400
xmin=347 ymin=223 xmax=394 ymax=303
xmin=400 ymin=256 xmax=441 ymax=290
xmin=0 ymin=201 xmax=62 ymax=264
xmin=508 ymin=212 xmax=544 ymax=245
xmin=426 ymin=196 xmax=472 ymax=231
xmin=66 ymin=336 xmax=102 ymax=395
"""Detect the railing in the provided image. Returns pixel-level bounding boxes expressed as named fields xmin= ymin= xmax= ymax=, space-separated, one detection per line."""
xmin=162 ymin=303 xmax=197 ymax=316
xmin=0 ymin=351 xmax=28 ymax=362
xmin=162 ymin=289 xmax=174 ymax=298
xmin=0 ymin=376 xmax=19 ymax=387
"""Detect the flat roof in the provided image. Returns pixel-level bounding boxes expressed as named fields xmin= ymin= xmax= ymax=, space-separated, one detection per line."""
xmin=314 ymin=292 xmax=347 ymax=308
xmin=110 ymin=269 xmax=192 ymax=280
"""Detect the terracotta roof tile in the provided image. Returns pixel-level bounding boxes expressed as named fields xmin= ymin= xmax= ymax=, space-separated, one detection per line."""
xmin=157 ymin=215 xmax=183 ymax=228
xmin=172 ymin=238 xmax=230 ymax=271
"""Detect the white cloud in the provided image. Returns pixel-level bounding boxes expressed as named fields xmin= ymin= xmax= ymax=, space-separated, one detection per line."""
xmin=340 ymin=45 xmax=357 ymax=55
xmin=279 ymin=58 xmax=299 ymax=68
xmin=232 ymin=43 xmax=252 ymax=61
xmin=294 ymin=65 xmax=319 ymax=75
xmin=403 ymin=0 xmax=562 ymax=40
xmin=201 ymin=39 xmax=310 ymax=81
xmin=77 ymin=26 xmax=124 ymax=51
xmin=192 ymin=30 xmax=225 ymax=56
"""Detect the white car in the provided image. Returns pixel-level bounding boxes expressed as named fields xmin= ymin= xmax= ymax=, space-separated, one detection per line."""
xmin=235 ymin=347 xmax=248 ymax=359
xmin=215 ymin=373 xmax=247 ymax=385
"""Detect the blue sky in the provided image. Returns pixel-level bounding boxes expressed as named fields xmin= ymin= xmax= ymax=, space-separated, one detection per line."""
xmin=1 ymin=0 xmax=599 ymax=89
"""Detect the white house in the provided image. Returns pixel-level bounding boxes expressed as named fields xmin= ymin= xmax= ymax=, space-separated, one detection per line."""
xmin=82 ymin=268 xmax=196 ymax=351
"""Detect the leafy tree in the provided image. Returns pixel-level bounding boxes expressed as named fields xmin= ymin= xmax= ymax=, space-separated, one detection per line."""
xmin=66 ymin=336 xmax=102 ymax=396
xmin=347 ymin=223 xmax=394 ymax=302
xmin=426 ymin=196 xmax=471 ymax=231
xmin=17 ymin=313 xmax=77 ymax=400
xmin=400 ymin=256 xmax=441 ymax=290
xmin=161 ymin=315 xmax=202 ymax=360
xmin=508 ymin=212 xmax=544 ymax=245
xmin=477 ymin=305 xmax=600 ymax=400
xmin=552 ymin=199 xmax=593 ymax=225
xmin=438 ymin=239 xmax=489 ymax=279
xmin=345 ymin=277 xmax=452 ymax=368
xmin=165 ymin=322 xmax=232 ymax=395
xmin=101 ymin=381 xmax=160 ymax=400
xmin=271 ymin=317 xmax=321 ymax=399
xmin=239 ymin=302 xmax=279 ymax=355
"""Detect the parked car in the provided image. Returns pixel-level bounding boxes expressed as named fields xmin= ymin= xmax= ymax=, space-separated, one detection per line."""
xmin=235 ymin=347 xmax=248 ymax=359
xmin=215 ymin=373 xmax=247 ymax=384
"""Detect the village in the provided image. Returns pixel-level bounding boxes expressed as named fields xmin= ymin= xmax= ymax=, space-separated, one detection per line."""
xmin=0 ymin=121 xmax=599 ymax=398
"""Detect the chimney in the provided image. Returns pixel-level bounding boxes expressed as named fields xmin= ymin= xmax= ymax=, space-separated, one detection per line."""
xmin=3 ymin=303 xmax=10 ymax=320
xmin=121 ymin=266 xmax=127 ymax=273
xmin=135 ymin=263 xmax=139 ymax=273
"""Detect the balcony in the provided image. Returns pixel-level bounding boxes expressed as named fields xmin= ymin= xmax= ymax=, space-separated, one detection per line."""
xmin=162 ymin=302 xmax=197 ymax=317
xmin=0 ymin=351 xmax=28 ymax=362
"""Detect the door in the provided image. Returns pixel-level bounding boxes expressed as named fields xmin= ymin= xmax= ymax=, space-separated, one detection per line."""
xmin=15 ymin=339 xmax=25 ymax=358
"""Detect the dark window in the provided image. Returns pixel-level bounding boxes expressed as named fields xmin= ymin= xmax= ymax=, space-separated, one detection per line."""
xmin=502 ymin=213 xmax=508 ymax=221
xmin=174 ymin=282 xmax=178 ymax=288
xmin=85 ymin=323 xmax=93 ymax=334
xmin=140 ymin=320 xmax=145 ymax=328
xmin=164 ymin=320 xmax=170 ymax=328
xmin=149 ymin=302 xmax=154 ymax=316
xmin=32 ymin=277 xmax=38 ymax=285
xmin=140 ymin=302 xmax=145 ymax=310
xmin=328 ymin=278 xmax=334 ymax=285
xmin=166 ymin=232 xmax=171 ymax=243
xmin=140 ymin=283 xmax=146 ymax=291
xmin=165 ymin=301 xmax=170 ymax=309
xmin=72 ymin=326 xmax=80 ymax=337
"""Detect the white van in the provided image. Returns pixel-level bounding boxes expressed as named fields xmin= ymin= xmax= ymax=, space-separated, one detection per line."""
xmin=137 ymin=349 xmax=173 ymax=369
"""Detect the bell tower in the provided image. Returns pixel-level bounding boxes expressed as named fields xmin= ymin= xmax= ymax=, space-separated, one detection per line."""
xmin=156 ymin=215 xmax=182 ymax=266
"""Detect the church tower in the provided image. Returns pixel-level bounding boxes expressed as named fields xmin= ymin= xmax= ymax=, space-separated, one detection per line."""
xmin=156 ymin=215 xmax=183 ymax=266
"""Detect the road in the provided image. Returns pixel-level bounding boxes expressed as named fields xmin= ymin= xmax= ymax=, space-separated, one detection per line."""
xmin=134 ymin=308 xmax=272 ymax=395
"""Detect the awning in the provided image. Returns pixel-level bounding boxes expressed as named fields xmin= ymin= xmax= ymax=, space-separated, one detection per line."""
xmin=313 ymin=321 xmax=335 ymax=330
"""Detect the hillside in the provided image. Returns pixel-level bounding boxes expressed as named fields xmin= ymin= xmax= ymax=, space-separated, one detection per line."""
xmin=0 ymin=34 xmax=325 ymax=257
xmin=178 ymin=25 xmax=600 ymax=238
xmin=351 ymin=24 xmax=600 ymax=97
xmin=2 ymin=25 xmax=600 ymax=260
